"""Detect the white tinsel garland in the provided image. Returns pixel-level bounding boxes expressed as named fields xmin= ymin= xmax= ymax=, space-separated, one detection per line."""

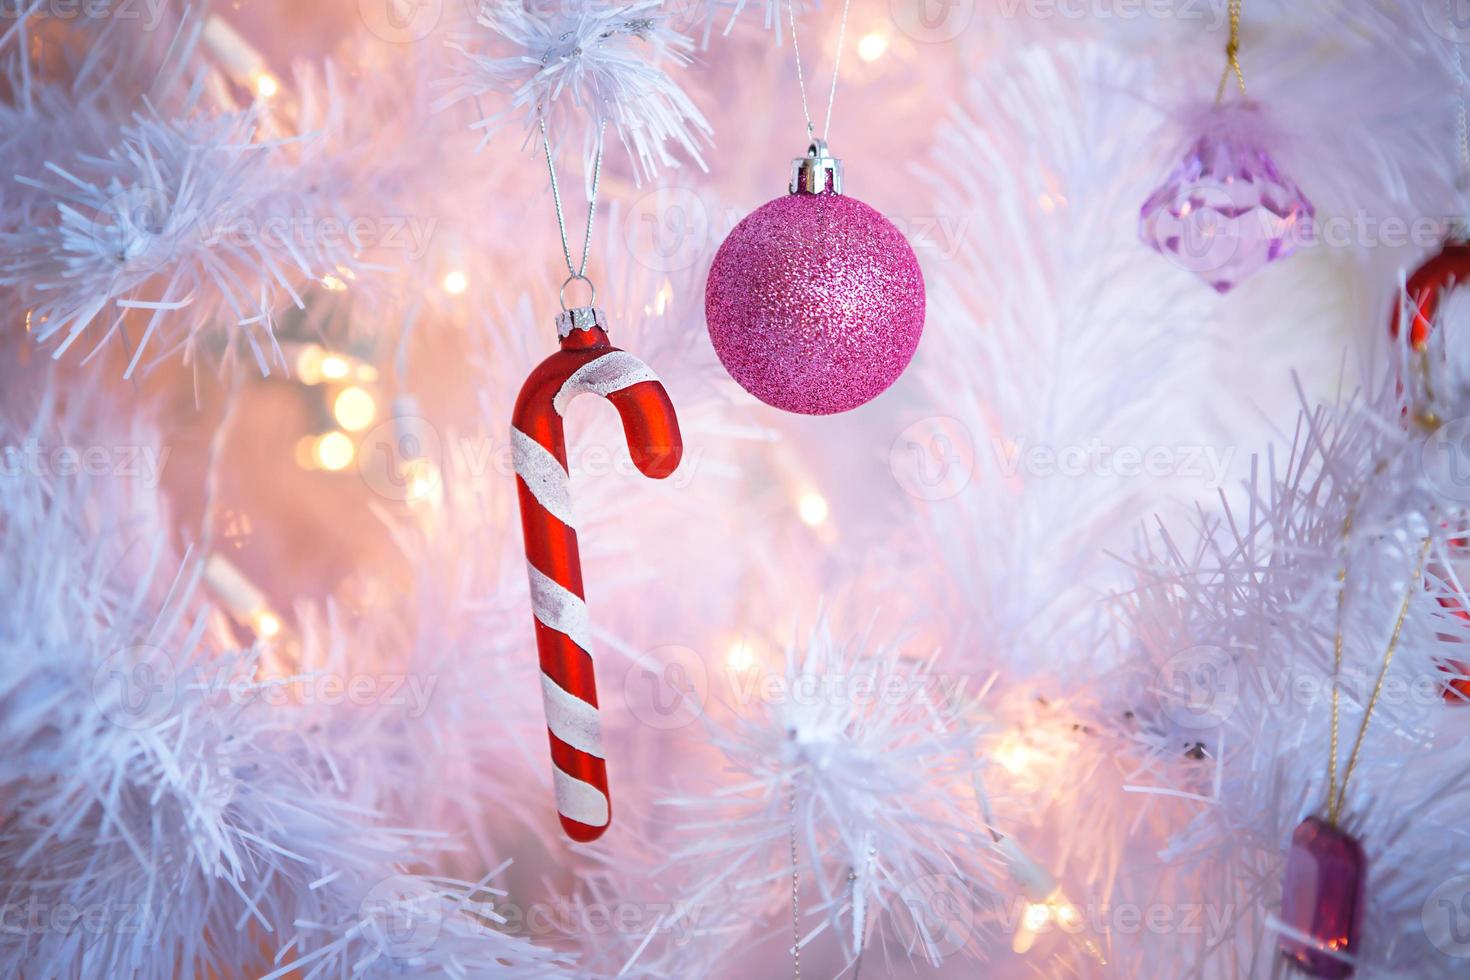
xmin=590 ymin=616 xmax=1004 ymax=977
xmin=438 ymin=0 xmax=712 ymax=183
xmin=1102 ymin=296 xmax=1470 ymax=977
xmin=0 ymin=378 xmax=570 ymax=977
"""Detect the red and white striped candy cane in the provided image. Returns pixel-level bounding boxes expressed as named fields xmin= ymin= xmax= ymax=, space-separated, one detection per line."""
xmin=511 ymin=305 xmax=682 ymax=842
xmin=1391 ymin=240 xmax=1470 ymax=351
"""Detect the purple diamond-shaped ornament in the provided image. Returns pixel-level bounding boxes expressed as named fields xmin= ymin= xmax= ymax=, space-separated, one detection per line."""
xmin=1140 ymin=106 xmax=1314 ymax=293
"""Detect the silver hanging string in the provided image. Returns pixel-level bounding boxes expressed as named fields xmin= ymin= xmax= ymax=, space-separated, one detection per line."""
xmin=1456 ymin=42 xmax=1470 ymax=192
xmin=1444 ymin=1 xmax=1468 ymax=233
xmin=788 ymin=779 xmax=802 ymax=980
xmin=847 ymin=840 xmax=877 ymax=980
xmin=786 ymin=0 xmax=853 ymax=144
xmin=539 ymin=116 xmax=606 ymax=310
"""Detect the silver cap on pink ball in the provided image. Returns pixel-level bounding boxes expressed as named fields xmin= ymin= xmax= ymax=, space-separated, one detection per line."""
xmin=789 ymin=139 xmax=843 ymax=195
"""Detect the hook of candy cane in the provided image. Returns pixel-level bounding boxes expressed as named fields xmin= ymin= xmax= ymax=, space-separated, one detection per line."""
xmin=1391 ymin=239 xmax=1470 ymax=351
xmin=511 ymin=305 xmax=682 ymax=842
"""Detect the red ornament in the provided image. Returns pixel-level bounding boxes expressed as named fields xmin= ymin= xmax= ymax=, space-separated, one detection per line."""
xmin=1278 ymin=816 xmax=1366 ymax=978
xmin=1390 ymin=240 xmax=1470 ymax=351
xmin=1430 ymin=565 xmax=1470 ymax=703
xmin=511 ymin=306 xmax=681 ymax=842
xmin=1389 ymin=243 xmax=1470 ymax=699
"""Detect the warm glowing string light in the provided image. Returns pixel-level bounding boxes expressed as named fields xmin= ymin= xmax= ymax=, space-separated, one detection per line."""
xmin=202 ymin=554 xmax=287 ymax=652
xmin=253 ymin=611 xmax=283 ymax=639
xmin=320 ymin=355 xmax=350 ymax=381
xmin=994 ymin=732 xmax=1047 ymax=776
xmin=857 ymin=32 xmax=888 ymax=62
xmin=988 ymin=703 xmax=1085 ymax=791
xmin=405 ymin=459 xmax=440 ymax=501
xmin=1018 ymin=900 xmax=1083 ymax=953
xmin=296 ymin=346 xmax=378 ymax=385
xmin=295 ymin=345 xmax=325 ymax=384
xmin=333 ymin=386 xmax=377 ymax=432
xmin=993 ymin=835 xmax=1103 ymax=962
xmin=726 ymin=640 xmax=757 ymax=672
xmin=1014 ymin=895 xmax=1085 ymax=954
xmin=313 ymin=431 xmax=355 ymax=471
xmin=202 ymin=16 xmax=269 ymax=93
xmin=797 ymin=491 xmax=829 ymax=526
xmin=442 ymin=270 xmax=469 ymax=295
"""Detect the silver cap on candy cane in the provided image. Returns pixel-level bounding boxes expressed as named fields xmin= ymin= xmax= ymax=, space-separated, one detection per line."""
xmin=554 ymin=273 xmax=606 ymax=338
xmin=555 ymin=306 xmax=607 ymax=338
xmin=789 ymin=138 xmax=843 ymax=195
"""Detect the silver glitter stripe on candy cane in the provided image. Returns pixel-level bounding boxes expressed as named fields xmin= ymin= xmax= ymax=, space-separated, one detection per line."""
xmin=511 ymin=427 xmax=575 ymax=528
xmin=540 ymin=672 xmax=605 ymax=758
xmin=553 ymin=766 xmax=610 ymax=828
xmin=528 ymin=564 xmax=593 ymax=654
xmin=553 ymin=351 xmax=659 ymax=416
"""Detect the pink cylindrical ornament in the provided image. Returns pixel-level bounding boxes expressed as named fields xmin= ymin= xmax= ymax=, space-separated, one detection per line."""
xmin=1278 ymin=816 xmax=1366 ymax=978
xmin=705 ymin=141 xmax=925 ymax=415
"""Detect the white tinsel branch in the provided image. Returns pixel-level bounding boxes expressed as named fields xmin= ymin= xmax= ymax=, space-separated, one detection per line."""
xmin=438 ymin=0 xmax=711 ymax=183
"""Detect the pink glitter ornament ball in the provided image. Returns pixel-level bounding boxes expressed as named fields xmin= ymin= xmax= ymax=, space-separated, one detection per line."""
xmin=705 ymin=142 xmax=925 ymax=415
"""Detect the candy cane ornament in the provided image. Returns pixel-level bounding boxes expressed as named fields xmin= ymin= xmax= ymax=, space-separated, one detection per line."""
xmin=512 ymin=305 xmax=681 ymax=842
xmin=1390 ymin=239 xmax=1470 ymax=352
xmin=1389 ymin=238 xmax=1470 ymax=703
